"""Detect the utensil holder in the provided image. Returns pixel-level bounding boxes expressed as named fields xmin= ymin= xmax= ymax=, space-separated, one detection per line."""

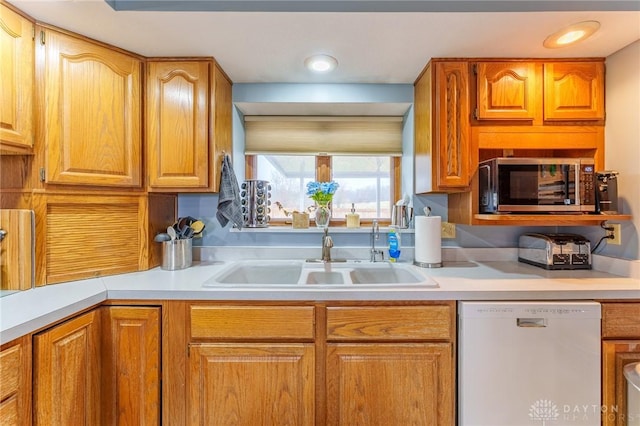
xmin=161 ymin=238 xmax=192 ymax=270
xmin=391 ymin=205 xmax=414 ymax=228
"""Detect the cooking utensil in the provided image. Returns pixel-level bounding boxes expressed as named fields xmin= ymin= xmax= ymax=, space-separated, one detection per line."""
xmin=167 ymin=226 xmax=177 ymax=241
xmin=190 ymin=220 xmax=205 ymax=235
xmin=154 ymin=233 xmax=171 ymax=242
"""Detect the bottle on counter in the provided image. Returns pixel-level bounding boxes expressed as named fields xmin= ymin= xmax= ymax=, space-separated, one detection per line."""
xmin=388 ymin=227 xmax=401 ymax=262
xmin=346 ymin=203 xmax=360 ymax=228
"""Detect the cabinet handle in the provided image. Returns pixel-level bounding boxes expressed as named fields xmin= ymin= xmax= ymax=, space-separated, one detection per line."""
xmin=517 ymin=318 xmax=547 ymax=328
xmin=0 ymin=229 xmax=6 ymax=242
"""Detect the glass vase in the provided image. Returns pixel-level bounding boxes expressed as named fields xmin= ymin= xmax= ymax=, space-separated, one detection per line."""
xmin=315 ymin=202 xmax=331 ymax=228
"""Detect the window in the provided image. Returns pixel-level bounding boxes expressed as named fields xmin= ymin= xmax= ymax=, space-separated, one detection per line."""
xmin=247 ymin=154 xmax=400 ymax=224
xmin=244 ymin=116 xmax=403 ymax=226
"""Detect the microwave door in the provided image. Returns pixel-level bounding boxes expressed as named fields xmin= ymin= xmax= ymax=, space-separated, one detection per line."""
xmin=495 ymin=163 xmax=581 ymax=212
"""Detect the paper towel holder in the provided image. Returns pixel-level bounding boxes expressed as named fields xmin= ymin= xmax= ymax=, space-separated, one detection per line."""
xmin=413 ymin=260 xmax=442 ymax=268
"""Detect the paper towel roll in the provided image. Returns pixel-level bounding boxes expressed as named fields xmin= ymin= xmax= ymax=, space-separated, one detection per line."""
xmin=414 ymin=216 xmax=442 ymax=267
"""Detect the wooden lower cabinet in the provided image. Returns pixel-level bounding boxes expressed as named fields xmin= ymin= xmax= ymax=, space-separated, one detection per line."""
xmin=602 ymin=341 xmax=640 ymax=426
xmin=601 ymin=302 xmax=640 ymax=426
xmin=102 ymin=306 xmax=161 ymax=426
xmin=326 ymin=343 xmax=452 ymax=425
xmin=33 ymin=309 xmax=101 ymax=426
xmin=188 ymin=343 xmax=315 ymax=425
xmin=0 ymin=335 xmax=31 ymax=426
xmin=33 ymin=305 xmax=161 ymax=426
xmin=177 ymin=302 xmax=456 ymax=426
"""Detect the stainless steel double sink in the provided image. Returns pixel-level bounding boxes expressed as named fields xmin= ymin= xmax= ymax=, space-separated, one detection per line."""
xmin=203 ymin=259 xmax=439 ymax=288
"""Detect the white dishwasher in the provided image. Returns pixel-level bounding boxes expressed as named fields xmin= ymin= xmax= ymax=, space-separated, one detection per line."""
xmin=458 ymin=301 xmax=601 ymax=426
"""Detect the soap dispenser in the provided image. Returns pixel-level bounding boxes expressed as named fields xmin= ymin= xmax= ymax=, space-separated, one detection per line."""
xmin=346 ymin=203 xmax=360 ymax=228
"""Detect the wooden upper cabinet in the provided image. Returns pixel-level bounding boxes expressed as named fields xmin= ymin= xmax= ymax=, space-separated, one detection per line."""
xmin=544 ymin=61 xmax=605 ymax=121
xmin=146 ymin=60 xmax=210 ymax=189
xmin=39 ymin=27 xmax=142 ymax=187
xmin=475 ymin=62 xmax=537 ymax=120
xmin=434 ymin=61 xmax=471 ymax=189
xmin=211 ymin=63 xmax=232 ymax=193
xmin=0 ymin=4 xmax=34 ymax=153
xmin=414 ymin=61 xmax=471 ymax=193
xmin=146 ymin=60 xmax=232 ymax=192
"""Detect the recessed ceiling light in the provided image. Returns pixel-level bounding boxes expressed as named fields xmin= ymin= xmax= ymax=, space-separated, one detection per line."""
xmin=304 ymin=55 xmax=338 ymax=73
xmin=543 ymin=21 xmax=600 ymax=49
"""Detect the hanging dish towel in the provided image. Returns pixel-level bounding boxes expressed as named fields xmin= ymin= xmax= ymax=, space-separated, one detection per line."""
xmin=216 ymin=154 xmax=244 ymax=229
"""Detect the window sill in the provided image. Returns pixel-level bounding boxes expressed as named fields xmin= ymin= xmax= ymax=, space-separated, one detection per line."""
xmin=231 ymin=226 xmax=415 ymax=234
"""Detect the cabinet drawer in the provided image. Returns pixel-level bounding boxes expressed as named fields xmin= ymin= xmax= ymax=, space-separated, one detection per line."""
xmin=602 ymin=303 xmax=640 ymax=338
xmin=0 ymin=396 xmax=18 ymax=425
xmin=0 ymin=344 xmax=20 ymax=401
xmin=326 ymin=305 xmax=453 ymax=341
xmin=190 ymin=305 xmax=315 ymax=340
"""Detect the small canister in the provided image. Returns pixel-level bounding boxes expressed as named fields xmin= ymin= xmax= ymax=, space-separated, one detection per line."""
xmin=161 ymin=238 xmax=192 ymax=270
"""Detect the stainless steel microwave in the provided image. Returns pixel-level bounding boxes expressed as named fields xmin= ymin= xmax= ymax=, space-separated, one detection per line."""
xmin=478 ymin=157 xmax=596 ymax=213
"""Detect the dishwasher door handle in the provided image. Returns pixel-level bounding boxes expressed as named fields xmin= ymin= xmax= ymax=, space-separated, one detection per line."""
xmin=517 ymin=318 xmax=547 ymax=327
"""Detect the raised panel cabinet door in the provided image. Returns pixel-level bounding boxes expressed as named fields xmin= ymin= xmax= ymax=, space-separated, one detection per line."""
xmin=102 ymin=306 xmax=160 ymax=426
xmin=602 ymin=340 xmax=640 ymax=426
xmin=41 ymin=28 xmax=142 ymax=187
xmin=34 ymin=309 xmax=101 ymax=426
xmin=326 ymin=343 xmax=454 ymax=426
xmin=476 ymin=62 xmax=537 ymax=120
xmin=146 ymin=61 xmax=210 ymax=189
xmin=188 ymin=343 xmax=315 ymax=426
xmin=543 ymin=61 xmax=605 ymax=121
xmin=0 ymin=4 xmax=33 ymax=152
xmin=434 ymin=62 xmax=471 ymax=189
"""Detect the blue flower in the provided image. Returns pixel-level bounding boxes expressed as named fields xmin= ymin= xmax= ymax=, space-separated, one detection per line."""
xmin=306 ymin=180 xmax=339 ymax=204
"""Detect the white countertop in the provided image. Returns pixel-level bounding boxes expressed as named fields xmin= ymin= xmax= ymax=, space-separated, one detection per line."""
xmin=2 ymin=248 xmax=639 ymax=344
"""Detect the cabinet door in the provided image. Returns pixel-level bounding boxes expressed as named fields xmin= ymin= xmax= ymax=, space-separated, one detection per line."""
xmin=34 ymin=309 xmax=101 ymax=426
xmin=326 ymin=343 xmax=453 ymax=426
xmin=0 ymin=4 xmax=33 ymax=153
xmin=544 ymin=61 xmax=605 ymax=121
xmin=146 ymin=61 xmax=210 ymax=189
xmin=602 ymin=340 xmax=640 ymax=426
xmin=188 ymin=343 xmax=315 ymax=426
xmin=476 ymin=62 xmax=537 ymax=120
xmin=102 ymin=306 xmax=160 ymax=426
xmin=40 ymin=28 xmax=142 ymax=187
xmin=434 ymin=62 xmax=471 ymax=189
xmin=211 ymin=63 xmax=232 ymax=193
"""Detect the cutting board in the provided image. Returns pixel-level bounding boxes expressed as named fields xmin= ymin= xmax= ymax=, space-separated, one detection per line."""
xmin=0 ymin=209 xmax=34 ymax=291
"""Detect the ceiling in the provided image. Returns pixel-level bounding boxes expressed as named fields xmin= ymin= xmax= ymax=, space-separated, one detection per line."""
xmin=8 ymin=0 xmax=640 ymax=86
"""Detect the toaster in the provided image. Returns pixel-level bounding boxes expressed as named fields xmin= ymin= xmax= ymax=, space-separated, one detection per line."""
xmin=518 ymin=233 xmax=591 ymax=270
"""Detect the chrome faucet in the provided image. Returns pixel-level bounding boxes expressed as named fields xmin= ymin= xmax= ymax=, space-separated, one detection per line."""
xmin=321 ymin=228 xmax=333 ymax=262
xmin=370 ymin=220 xmax=384 ymax=262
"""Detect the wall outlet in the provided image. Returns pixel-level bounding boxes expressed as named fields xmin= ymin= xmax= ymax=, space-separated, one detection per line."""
xmin=441 ymin=221 xmax=456 ymax=239
xmin=606 ymin=223 xmax=622 ymax=245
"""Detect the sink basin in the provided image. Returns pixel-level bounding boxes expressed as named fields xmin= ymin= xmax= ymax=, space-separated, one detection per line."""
xmin=349 ymin=267 xmax=421 ymax=284
xmin=203 ymin=260 xmax=438 ymax=288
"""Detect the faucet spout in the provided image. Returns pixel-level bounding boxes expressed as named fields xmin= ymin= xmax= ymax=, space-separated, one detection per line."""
xmin=321 ymin=228 xmax=333 ymax=262
xmin=370 ymin=220 xmax=384 ymax=262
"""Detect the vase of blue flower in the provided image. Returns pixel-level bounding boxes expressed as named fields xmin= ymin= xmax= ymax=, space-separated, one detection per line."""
xmin=306 ymin=181 xmax=339 ymax=228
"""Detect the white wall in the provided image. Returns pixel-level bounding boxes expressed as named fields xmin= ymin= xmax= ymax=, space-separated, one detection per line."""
xmin=602 ymin=40 xmax=640 ymax=259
